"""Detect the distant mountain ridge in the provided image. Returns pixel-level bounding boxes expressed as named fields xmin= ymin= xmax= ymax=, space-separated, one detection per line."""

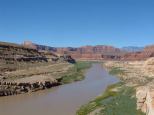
xmin=22 ymin=41 xmax=154 ymax=60
xmin=23 ymin=41 xmax=125 ymax=60
xmin=121 ymin=46 xmax=144 ymax=52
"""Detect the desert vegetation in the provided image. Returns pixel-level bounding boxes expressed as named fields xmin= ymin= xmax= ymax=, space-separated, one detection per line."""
xmin=77 ymin=82 xmax=145 ymax=115
xmin=60 ymin=61 xmax=92 ymax=84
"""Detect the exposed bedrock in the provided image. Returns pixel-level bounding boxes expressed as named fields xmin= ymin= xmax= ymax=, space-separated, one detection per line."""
xmin=0 ymin=80 xmax=61 ymax=97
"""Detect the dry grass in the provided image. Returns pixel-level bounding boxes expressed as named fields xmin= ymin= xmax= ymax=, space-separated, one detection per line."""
xmin=4 ymin=63 xmax=73 ymax=80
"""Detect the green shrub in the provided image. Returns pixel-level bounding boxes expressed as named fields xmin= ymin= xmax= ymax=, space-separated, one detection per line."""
xmin=61 ymin=61 xmax=92 ymax=84
xmin=109 ymin=67 xmax=125 ymax=76
xmin=77 ymin=83 xmax=145 ymax=115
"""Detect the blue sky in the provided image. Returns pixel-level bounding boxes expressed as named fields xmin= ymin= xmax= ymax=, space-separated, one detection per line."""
xmin=0 ymin=0 xmax=154 ymax=47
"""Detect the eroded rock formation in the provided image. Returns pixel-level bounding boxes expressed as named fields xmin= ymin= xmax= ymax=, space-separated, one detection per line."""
xmin=55 ymin=45 xmax=123 ymax=60
xmin=0 ymin=79 xmax=60 ymax=96
xmin=136 ymin=87 xmax=154 ymax=115
xmin=23 ymin=41 xmax=154 ymax=61
xmin=121 ymin=45 xmax=154 ymax=60
xmin=0 ymin=41 xmax=76 ymax=97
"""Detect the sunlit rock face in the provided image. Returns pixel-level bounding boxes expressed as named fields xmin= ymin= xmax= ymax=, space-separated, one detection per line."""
xmin=54 ymin=45 xmax=124 ymax=60
xmin=143 ymin=57 xmax=154 ymax=77
xmin=121 ymin=45 xmax=154 ymax=60
xmin=23 ymin=41 xmax=154 ymax=61
xmin=136 ymin=87 xmax=154 ymax=115
xmin=24 ymin=42 xmax=125 ymax=60
xmin=0 ymin=42 xmax=47 ymax=64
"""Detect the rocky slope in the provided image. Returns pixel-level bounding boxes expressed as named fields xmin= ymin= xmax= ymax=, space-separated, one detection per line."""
xmin=122 ymin=45 xmax=154 ymax=60
xmin=143 ymin=57 xmax=154 ymax=77
xmin=0 ymin=41 xmax=76 ymax=96
xmin=104 ymin=58 xmax=154 ymax=115
xmin=0 ymin=63 xmax=73 ymax=96
xmin=0 ymin=42 xmax=49 ymax=72
xmin=23 ymin=41 xmax=57 ymax=52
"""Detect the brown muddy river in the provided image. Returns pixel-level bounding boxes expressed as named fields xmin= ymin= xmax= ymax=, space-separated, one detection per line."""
xmin=0 ymin=64 xmax=119 ymax=115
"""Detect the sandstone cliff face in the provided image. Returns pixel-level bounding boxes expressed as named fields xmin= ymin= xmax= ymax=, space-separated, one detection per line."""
xmin=144 ymin=45 xmax=154 ymax=53
xmin=0 ymin=41 xmax=75 ymax=97
xmin=143 ymin=57 xmax=154 ymax=77
xmin=56 ymin=45 xmax=153 ymax=61
xmin=23 ymin=41 xmax=154 ymax=60
xmin=0 ymin=41 xmax=75 ymax=73
xmin=23 ymin=41 xmax=57 ymax=52
xmin=23 ymin=41 xmax=124 ymax=60
xmin=0 ymin=42 xmax=50 ymax=72
xmin=136 ymin=87 xmax=154 ymax=115
xmin=55 ymin=45 xmax=123 ymax=60
xmin=122 ymin=45 xmax=154 ymax=60
xmin=104 ymin=58 xmax=154 ymax=115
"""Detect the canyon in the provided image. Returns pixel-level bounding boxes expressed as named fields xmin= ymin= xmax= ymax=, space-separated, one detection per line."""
xmin=0 ymin=64 xmax=118 ymax=115
xmin=22 ymin=41 xmax=154 ymax=115
xmin=0 ymin=41 xmax=154 ymax=115
xmin=23 ymin=41 xmax=124 ymax=60
xmin=23 ymin=41 xmax=154 ymax=61
xmin=0 ymin=41 xmax=76 ymax=96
